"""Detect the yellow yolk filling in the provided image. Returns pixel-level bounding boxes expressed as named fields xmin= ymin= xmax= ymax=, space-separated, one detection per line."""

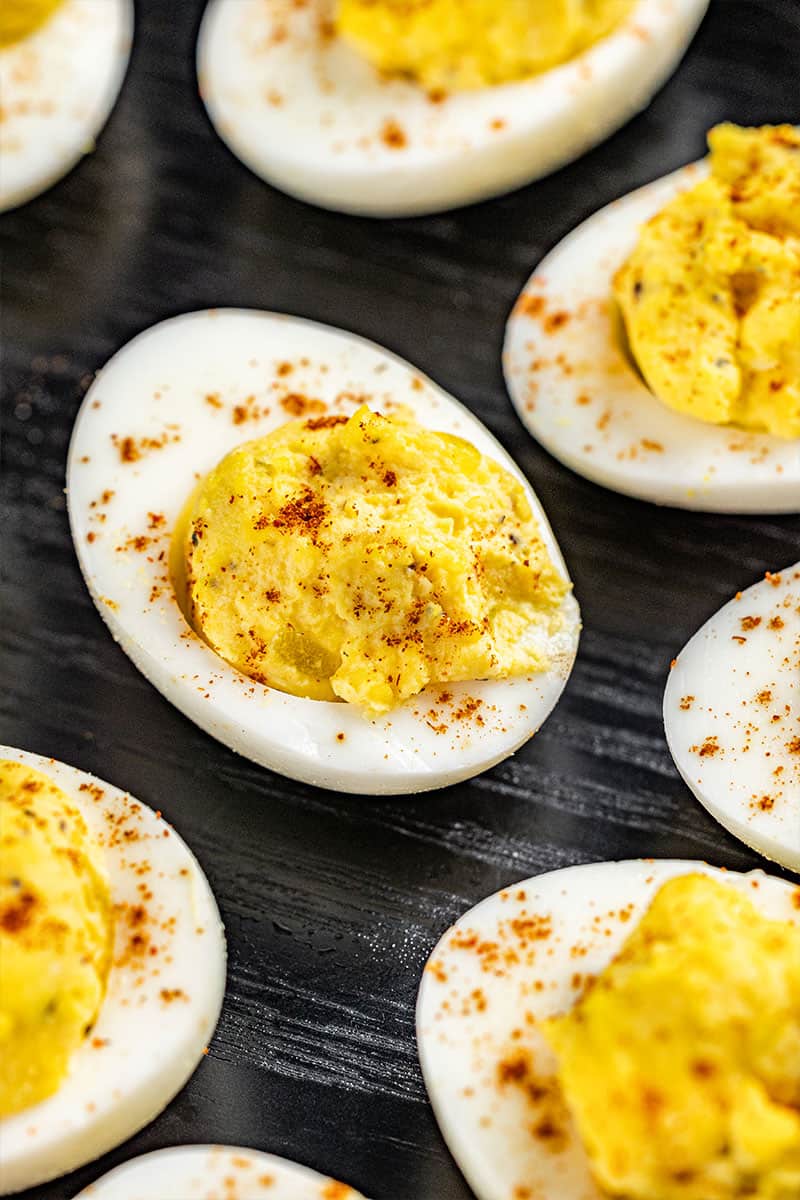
xmin=544 ymin=874 xmax=800 ymax=1200
xmin=174 ymin=407 xmax=568 ymax=715
xmin=615 ymin=124 xmax=800 ymax=439
xmin=335 ymin=0 xmax=633 ymax=92
xmin=0 ymin=761 xmax=113 ymax=1117
xmin=0 ymin=0 xmax=64 ymax=48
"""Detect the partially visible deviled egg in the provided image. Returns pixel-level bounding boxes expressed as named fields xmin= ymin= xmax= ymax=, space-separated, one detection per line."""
xmin=0 ymin=747 xmax=226 ymax=1196
xmin=0 ymin=0 xmax=133 ymax=213
xmin=505 ymin=123 xmax=800 ymax=512
xmin=73 ymin=1144 xmax=368 ymax=1198
xmin=67 ymin=309 xmax=579 ymax=795
xmin=417 ymin=858 xmax=800 ymax=1200
xmin=664 ymin=564 xmax=800 ymax=871
xmin=196 ymin=0 xmax=708 ymax=217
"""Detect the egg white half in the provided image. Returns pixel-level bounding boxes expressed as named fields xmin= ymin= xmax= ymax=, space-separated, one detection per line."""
xmin=72 ymin=1144 xmax=368 ymax=1199
xmin=66 ymin=309 xmax=579 ymax=795
xmin=0 ymin=0 xmax=133 ymax=213
xmin=196 ymin=0 xmax=708 ymax=217
xmin=664 ymin=565 xmax=800 ymax=872
xmin=504 ymin=161 xmax=800 ymax=512
xmin=416 ymin=858 xmax=799 ymax=1200
xmin=0 ymin=746 xmax=226 ymax=1196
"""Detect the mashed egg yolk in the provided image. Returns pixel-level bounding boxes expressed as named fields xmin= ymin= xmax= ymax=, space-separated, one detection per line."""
xmin=615 ymin=124 xmax=800 ymax=440
xmin=174 ymin=407 xmax=568 ymax=714
xmin=544 ymin=874 xmax=800 ymax=1200
xmin=0 ymin=761 xmax=113 ymax=1117
xmin=0 ymin=0 xmax=63 ymax=48
xmin=335 ymin=0 xmax=633 ymax=92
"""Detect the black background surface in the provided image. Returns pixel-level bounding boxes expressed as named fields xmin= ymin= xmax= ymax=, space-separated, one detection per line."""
xmin=2 ymin=1 xmax=799 ymax=1196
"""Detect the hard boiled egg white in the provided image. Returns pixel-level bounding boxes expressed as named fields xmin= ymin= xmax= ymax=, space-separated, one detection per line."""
xmin=416 ymin=858 xmax=798 ymax=1200
xmin=664 ymin=564 xmax=800 ymax=871
xmin=67 ymin=310 xmax=579 ymax=796
xmin=196 ymin=0 xmax=708 ymax=217
xmin=0 ymin=0 xmax=133 ymax=213
xmin=73 ymin=1145 xmax=368 ymax=1199
xmin=504 ymin=162 xmax=800 ymax=512
xmin=0 ymin=746 xmax=226 ymax=1196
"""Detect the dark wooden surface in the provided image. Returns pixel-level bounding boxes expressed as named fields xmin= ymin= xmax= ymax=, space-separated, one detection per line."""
xmin=2 ymin=1 xmax=799 ymax=1196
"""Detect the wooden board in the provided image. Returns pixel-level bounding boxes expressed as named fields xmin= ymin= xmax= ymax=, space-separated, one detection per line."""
xmin=2 ymin=1 xmax=799 ymax=1195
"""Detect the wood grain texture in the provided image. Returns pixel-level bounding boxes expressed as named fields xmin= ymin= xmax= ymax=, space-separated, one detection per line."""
xmin=1 ymin=1 xmax=799 ymax=1196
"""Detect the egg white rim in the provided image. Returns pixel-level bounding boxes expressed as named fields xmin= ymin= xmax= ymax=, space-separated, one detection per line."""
xmin=503 ymin=159 xmax=800 ymax=512
xmin=72 ymin=1144 xmax=369 ymax=1198
xmin=196 ymin=0 xmax=709 ymax=217
xmin=663 ymin=563 xmax=800 ymax=873
xmin=416 ymin=856 xmax=799 ymax=1200
xmin=0 ymin=0 xmax=133 ymax=214
xmin=66 ymin=308 xmax=579 ymax=796
xmin=0 ymin=746 xmax=227 ymax=1196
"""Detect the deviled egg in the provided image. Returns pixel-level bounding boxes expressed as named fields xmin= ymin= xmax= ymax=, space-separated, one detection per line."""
xmin=664 ymin=564 xmax=800 ymax=871
xmin=73 ymin=1145 xmax=368 ymax=1199
xmin=196 ymin=0 xmax=709 ymax=216
xmin=67 ymin=309 xmax=579 ymax=795
xmin=0 ymin=0 xmax=133 ymax=213
xmin=417 ymin=858 xmax=800 ymax=1200
xmin=505 ymin=123 xmax=800 ymax=512
xmin=0 ymin=747 xmax=226 ymax=1195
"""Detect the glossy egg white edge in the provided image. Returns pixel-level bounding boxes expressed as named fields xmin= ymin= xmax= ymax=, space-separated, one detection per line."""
xmin=72 ymin=1144 xmax=369 ymax=1198
xmin=0 ymin=0 xmax=133 ymax=213
xmin=0 ymin=746 xmax=226 ymax=1197
xmin=66 ymin=309 xmax=580 ymax=796
xmin=196 ymin=0 xmax=709 ymax=217
xmin=503 ymin=160 xmax=800 ymax=512
xmin=664 ymin=564 xmax=800 ymax=873
xmin=416 ymin=857 xmax=799 ymax=1200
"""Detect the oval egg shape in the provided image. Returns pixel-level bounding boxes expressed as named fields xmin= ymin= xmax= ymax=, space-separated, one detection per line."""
xmin=664 ymin=564 xmax=800 ymax=871
xmin=416 ymin=857 xmax=799 ymax=1200
xmin=196 ymin=0 xmax=708 ymax=217
xmin=0 ymin=746 xmax=226 ymax=1195
xmin=67 ymin=309 xmax=580 ymax=795
xmin=504 ymin=161 xmax=800 ymax=512
xmin=73 ymin=1145 xmax=369 ymax=1199
xmin=0 ymin=0 xmax=133 ymax=213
